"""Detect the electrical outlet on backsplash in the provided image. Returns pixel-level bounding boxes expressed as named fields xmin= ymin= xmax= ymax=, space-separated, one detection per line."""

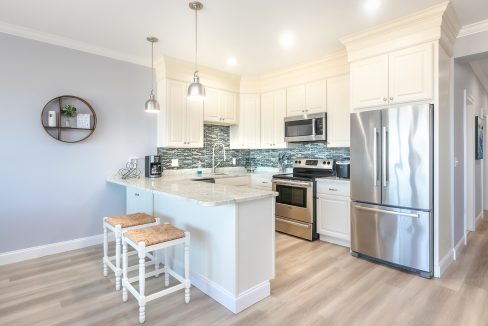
xmin=157 ymin=125 xmax=349 ymax=170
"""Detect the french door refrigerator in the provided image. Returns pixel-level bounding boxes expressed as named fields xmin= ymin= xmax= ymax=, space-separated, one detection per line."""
xmin=350 ymin=104 xmax=433 ymax=278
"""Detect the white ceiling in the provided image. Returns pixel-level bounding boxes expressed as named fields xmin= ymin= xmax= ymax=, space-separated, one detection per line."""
xmin=0 ymin=0 xmax=487 ymax=75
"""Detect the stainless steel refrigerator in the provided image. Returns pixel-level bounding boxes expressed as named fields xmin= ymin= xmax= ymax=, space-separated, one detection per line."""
xmin=350 ymin=104 xmax=433 ymax=278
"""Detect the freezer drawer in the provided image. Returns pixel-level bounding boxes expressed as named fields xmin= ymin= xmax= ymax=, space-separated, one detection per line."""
xmin=351 ymin=203 xmax=432 ymax=273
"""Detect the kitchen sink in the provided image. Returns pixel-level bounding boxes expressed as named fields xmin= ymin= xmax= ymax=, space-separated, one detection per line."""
xmin=191 ymin=177 xmax=215 ymax=183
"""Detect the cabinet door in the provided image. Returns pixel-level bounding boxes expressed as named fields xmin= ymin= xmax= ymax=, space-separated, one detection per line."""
xmin=126 ymin=187 xmax=153 ymax=215
xmin=186 ymin=98 xmax=204 ymax=147
xmin=260 ymin=92 xmax=275 ymax=148
xmin=388 ymin=43 xmax=433 ymax=105
xmin=306 ymin=80 xmax=327 ymax=114
xmin=286 ymin=85 xmax=306 ymax=116
xmin=203 ymin=88 xmax=221 ymax=123
xmin=317 ymin=195 xmax=350 ymax=245
xmin=327 ymin=75 xmax=350 ymax=147
xmin=350 ymin=55 xmax=389 ymax=111
xmin=273 ymin=89 xmax=287 ymax=148
xmin=242 ymin=94 xmax=261 ymax=148
xmin=221 ymin=91 xmax=237 ymax=124
xmin=166 ymin=80 xmax=188 ymax=146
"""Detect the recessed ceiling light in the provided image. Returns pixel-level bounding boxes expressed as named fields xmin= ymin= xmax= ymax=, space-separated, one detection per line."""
xmin=364 ymin=0 xmax=381 ymax=13
xmin=227 ymin=56 xmax=237 ymax=66
xmin=279 ymin=32 xmax=295 ymax=49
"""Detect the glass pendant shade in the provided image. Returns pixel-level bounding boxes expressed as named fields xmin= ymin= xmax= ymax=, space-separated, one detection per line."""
xmin=187 ymin=71 xmax=205 ymax=101
xmin=145 ymin=90 xmax=160 ymax=113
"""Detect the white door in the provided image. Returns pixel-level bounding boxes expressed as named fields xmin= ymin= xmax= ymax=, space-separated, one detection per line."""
xmin=306 ymin=79 xmax=327 ymax=114
xmin=327 ymin=75 xmax=350 ymax=147
xmin=204 ymin=88 xmax=221 ymax=123
xmin=350 ymin=54 xmax=389 ymax=110
xmin=221 ymin=91 xmax=237 ymax=124
xmin=273 ymin=89 xmax=287 ymax=148
xmin=186 ymin=98 xmax=204 ymax=147
xmin=166 ymin=80 xmax=187 ymax=147
xmin=388 ymin=43 xmax=434 ymax=105
xmin=261 ymin=92 xmax=275 ymax=148
xmin=286 ymin=85 xmax=306 ymax=116
xmin=317 ymin=195 xmax=351 ymax=244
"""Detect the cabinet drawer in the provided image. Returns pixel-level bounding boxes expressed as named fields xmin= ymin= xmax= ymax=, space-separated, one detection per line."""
xmin=316 ymin=180 xmax=350 ymax=196
xmin=250 ymin=175 xmax=273 ymax=189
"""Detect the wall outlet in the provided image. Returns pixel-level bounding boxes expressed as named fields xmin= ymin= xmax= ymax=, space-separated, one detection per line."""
xmin=171 ymin=159 xmax=179 ymax=167
xmin=232 ymin=158 xmax=236 ymax=165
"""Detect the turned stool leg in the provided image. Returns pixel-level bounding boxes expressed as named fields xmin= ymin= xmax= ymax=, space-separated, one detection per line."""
xmin=184 ymin=232 xmax=191 ymax=304
xmin=164 ymin=247 xmax=169 ymax=287
xmin=122 ymin=238 xmax=128 ymax=302
xmin=138 ymin=242 xmax=146 ymax=324
xmin=154 ymin=250 xmax=160 ymax=278
xmin=103 ymin=224 xmax=108 ymax=277
xmin=115 ymin=225 xmax=122 ymax=291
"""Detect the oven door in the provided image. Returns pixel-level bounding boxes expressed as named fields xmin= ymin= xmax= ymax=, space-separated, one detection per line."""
xmin=272 ymin=179 xmax=313 ymax=223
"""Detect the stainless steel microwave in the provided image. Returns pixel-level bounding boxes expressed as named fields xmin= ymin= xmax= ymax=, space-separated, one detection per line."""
xmin=284 ymin=112 xmax=327 ymax=142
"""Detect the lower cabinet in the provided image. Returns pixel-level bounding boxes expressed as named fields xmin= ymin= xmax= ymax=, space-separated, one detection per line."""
xmin=316 ymin=181 xmax=351 ymax=247
xmin=126 ymin=187 xmax=153 ymax=215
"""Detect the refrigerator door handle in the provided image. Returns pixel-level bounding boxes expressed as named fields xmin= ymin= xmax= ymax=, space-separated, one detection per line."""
xmin=354 ymin=204 xmax=420 ymax=218
xmin=373 ymin=128 xmax=378 ymax=186
xmin=382 ymin=126 xmax=389 ymax=187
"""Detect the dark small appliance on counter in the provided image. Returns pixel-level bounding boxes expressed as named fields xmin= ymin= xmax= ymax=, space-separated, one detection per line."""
xmin=336 ymin=161 xmax=350 ymax=179
xmin=145 ymin=155 xmax=162 ymax=178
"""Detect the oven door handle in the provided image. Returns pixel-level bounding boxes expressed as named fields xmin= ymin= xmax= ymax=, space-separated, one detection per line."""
xmin=272 ymin=180 xmax=313 ymax=188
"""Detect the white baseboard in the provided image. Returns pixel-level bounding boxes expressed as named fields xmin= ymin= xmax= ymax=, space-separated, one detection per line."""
xmin=475 ymin=212 xmax=483 ymax=228
xmin=173 ymin=261 xmax=270 ymax=314
xmin=453 ymin=235 xmax=466 ymax=261
xmin=436 ymin=249 xmax=454 ymax=278
xmin=319 ymin=235 xmax=350 ymax=248
xmin=0 ymin=233 xmax=112 ymax=266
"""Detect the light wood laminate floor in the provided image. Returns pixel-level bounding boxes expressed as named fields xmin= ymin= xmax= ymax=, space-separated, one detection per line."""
xmin=1 ymin=216 xmax=488 ymax=326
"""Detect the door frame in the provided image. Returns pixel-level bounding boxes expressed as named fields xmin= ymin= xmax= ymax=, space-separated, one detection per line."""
xmin=464 ymin=90 xmax=476 ymax=244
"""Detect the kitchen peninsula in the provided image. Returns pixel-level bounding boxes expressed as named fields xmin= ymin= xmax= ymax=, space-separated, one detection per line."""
xmin=107 ymin=172 xmax=277 ymax=313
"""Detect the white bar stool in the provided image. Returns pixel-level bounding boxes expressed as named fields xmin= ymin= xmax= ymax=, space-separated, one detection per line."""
xmin=122 ymin=223 xmax=191 ymax=324
xmin=103 ymin=212 xmax=160 ymax=291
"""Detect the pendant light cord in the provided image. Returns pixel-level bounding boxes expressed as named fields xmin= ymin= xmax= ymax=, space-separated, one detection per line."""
xmin=194 ymin=5 xmax=198 ymax=72
xmin=151 ymin=40 xmax=155 ymax=94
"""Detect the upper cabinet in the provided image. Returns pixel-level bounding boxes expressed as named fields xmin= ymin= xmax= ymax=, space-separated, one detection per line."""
xmin=350 ymin=42 xmax=433 ymax=111
xmin=327 ymin=75 xmax=350 ymax=148
xmin=158 ymin=79 xmax=204 ymax=148
xmin=204 ymin=87 xmax=238 ymax=125
xmin=261 ymin=89 xmax=287 ymax=149
xmin=286 ymin=80 xmax=327 ymax=116
xmin=230 ymin=94 xmax=261 ymax=149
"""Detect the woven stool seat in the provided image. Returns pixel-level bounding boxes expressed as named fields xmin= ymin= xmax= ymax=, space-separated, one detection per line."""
xmin=105 ymin=213 xmax=156 ymax=228
xmin=126 ymin=224 xmax=186 ymax=246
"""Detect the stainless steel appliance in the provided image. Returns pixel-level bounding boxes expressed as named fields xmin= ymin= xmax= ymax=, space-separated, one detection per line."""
xmin=350 ymin=104 xmax=433 ymax=278
xmin=284 ymin=112 xmax=327 ymax=142
xmin=145 ymin=155 xmax=162 ymax=178
xmin=273 ymin=158 xmax=335 ymax=240
xmin=336 ymin=161 xmax=350 ymax=179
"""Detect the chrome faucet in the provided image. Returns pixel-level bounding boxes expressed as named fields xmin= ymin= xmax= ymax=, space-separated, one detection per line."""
xmin=212 ymin=142 xmax=227 ymax=173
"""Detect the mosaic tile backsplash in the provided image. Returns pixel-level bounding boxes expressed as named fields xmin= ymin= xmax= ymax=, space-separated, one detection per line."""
xmin=158 ymin=125 xmax=349 ymax=170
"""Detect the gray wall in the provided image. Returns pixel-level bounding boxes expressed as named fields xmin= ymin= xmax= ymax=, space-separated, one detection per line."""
xmin=453 ymin=60 xmax=488 ymax=245
xmin=0 ymin=33 xmax=157 ymax=252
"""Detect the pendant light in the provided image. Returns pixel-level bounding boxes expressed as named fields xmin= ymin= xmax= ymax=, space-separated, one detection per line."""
xmin=187 ymin=1 xmax=205 ymax=101
xmin=145 ymin=36 xmax=160 ymax=113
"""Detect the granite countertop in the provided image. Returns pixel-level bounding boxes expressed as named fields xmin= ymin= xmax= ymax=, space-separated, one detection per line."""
xmin=107 ymin=171 xmax=278 ymax=207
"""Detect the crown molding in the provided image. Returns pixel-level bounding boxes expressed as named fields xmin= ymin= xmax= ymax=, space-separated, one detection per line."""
xmin=458 ymin=19 xmax=488 ymax=38
xmin=0 ymin=20 xmax=149 ymax=67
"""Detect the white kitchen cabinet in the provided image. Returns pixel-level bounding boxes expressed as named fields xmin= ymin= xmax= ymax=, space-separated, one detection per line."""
xmin=204 ymin=87 xmax=238 ymax=125
xmin=286 ymin=80 xmax=327 ymax=116
xmin=230 ymin=94 xmax=261 ymax=149
xmin=327 ymin=75 xmax=350 ymax=147
xmin=159 ymin=79 xmax=204 ymax=148
xmin=350 ymin=42 xmax=434 ymax=111
xmin=388 ymin=43 xmax=433 ymax=105
xmin=261 ymin=89 xmax=287 ymax=149
xmin=250 ymin=174 xmax=273 ymax=190
xmin=126 ymin=186 xmax=153 ymax=215
xmin=316 ymin=179 xmax=351 ymax=247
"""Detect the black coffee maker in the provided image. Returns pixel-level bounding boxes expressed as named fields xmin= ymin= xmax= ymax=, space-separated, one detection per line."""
xmin=145 ymin=155 xmax=162 ymax=178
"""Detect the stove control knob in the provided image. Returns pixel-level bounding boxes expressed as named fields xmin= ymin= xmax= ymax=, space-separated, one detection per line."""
xmin=323 ymin=161 xmax=327 ymax=165
xmin=295 ymin=160 xmax=298 ymax=164
xmin=326 ymin=161 xmax=330 ymax=165
xmin=298 ymin=160 xmax=302 ymax=164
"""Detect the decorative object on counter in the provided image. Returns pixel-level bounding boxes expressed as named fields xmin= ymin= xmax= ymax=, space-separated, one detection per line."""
xmin=187 ymin=1 xmax=205 ymax=101
xmin=476 ymin=116 xmax=484 ymax=160
xmin=47 ymin=110 xmax=57 ymax=127
xmin=145 ymin=36 xmax=160 ymax=113
xmin=277 ymin=152 xmax=291 ymax=173
xmin=145 ymin=155 xmax=163 ymax=178
xmin=118 ymin=159 xmax=142 ymax=180
xmin=196 ymin=162 xmax=203 ymax=176
xmin=76 ymin=113 xmax=91 ymax=129
xmin=61 ymin=104 xmax=77 ymax=127
xmin=41 ymin=95 xmax=97 ymax=143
